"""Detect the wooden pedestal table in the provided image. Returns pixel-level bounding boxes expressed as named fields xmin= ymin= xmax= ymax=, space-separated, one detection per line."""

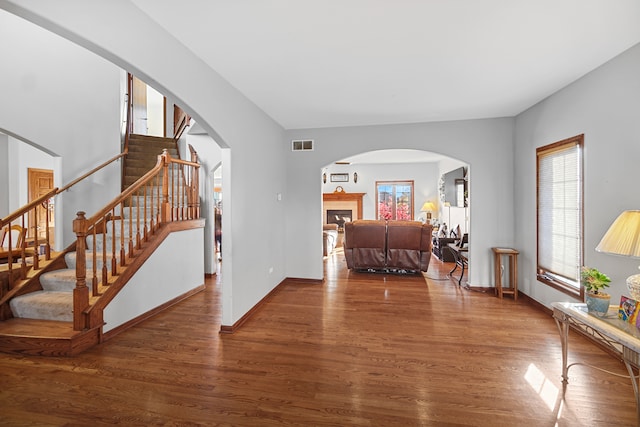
xmin=491 ymin=247 xmax=519 ymax=300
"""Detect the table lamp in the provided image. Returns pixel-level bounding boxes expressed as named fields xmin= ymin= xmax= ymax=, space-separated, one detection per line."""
xmin=595 ymin=210 xmax=640 ymax=300
xmin=420 ymin=201 xmax=436 ymax=224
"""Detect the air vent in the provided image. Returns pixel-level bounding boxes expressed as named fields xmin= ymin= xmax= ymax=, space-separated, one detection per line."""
xmin=292 ymin=139 xmax=314 ymax=151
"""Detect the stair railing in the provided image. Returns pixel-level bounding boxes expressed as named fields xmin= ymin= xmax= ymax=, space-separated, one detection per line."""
xmin=72 ymin=149 xmax=200 ymax=331
xmin=58 ymin=152 xmax=128 ymax=194
xmin=0 ymin=151 xmax=128 ymax=304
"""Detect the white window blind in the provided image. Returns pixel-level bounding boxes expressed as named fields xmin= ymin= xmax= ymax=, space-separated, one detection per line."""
xmin=537 ymin=135 xmax=583 ymax=294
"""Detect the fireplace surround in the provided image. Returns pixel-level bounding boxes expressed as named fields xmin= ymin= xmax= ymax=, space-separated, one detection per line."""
xmin=322 ymin=191 xmax=365 ymax=226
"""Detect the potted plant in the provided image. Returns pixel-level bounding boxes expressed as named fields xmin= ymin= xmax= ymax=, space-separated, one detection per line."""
xmin=581 ymin=266 xmax=612 ymax=317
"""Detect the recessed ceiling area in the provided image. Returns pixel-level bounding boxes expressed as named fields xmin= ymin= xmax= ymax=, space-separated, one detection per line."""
xmin=339 ymin=149 xmax=446 ymax=165
xmin=133 ymin=0 xmax=640 ymax=130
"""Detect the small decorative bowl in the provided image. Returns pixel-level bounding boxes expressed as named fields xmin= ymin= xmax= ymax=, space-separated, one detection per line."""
xmin=627 ymin=274 xmax=640 ymax=300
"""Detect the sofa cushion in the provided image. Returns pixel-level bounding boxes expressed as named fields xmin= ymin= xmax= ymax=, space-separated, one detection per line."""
xmin=344 ymin=220 xmax=387 ymax=269
xmin=386 ymin=221 xmax=423 ymax=270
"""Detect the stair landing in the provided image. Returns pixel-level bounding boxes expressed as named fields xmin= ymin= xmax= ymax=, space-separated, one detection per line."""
xmin=0 ymin=318 xmax=100 ymax=356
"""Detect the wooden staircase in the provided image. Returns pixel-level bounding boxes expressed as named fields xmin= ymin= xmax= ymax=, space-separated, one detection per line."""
xmin=0 ymin=145 xmax=201 ymax=356
xmin=124 ymin=134 xmax=179 ymax=190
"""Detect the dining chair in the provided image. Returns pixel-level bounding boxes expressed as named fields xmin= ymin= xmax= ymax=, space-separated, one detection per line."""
xmin=1 ymin=225 xmax=26 ymax=249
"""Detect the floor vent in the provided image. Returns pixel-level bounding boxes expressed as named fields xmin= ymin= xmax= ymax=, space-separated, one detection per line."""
xmin=292 ymin=140 xmax=314 ymax=151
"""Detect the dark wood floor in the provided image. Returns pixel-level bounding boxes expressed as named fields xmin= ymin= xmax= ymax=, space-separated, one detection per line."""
xmin=0 ymin=250 xmax=637 ymax=426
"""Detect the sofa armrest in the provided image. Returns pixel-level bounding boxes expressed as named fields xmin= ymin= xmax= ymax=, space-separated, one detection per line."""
xmin=344 ymin=220 xmax=387 ymax=269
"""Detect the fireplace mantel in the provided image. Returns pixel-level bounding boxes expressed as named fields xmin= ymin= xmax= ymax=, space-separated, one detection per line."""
xmin=322 ymin=192 xmax=365 ymax=222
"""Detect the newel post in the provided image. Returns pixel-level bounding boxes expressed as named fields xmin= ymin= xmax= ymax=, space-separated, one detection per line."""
xmin=73 ymin=211 xmax=89 ymax=331
xmin=161 ymin=149 xmax=171 ymax=224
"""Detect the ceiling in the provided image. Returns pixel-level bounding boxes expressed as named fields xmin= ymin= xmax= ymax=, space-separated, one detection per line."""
xmin=132 ymin=1 xmax=640 ymax=130
xmin=338 ymin=149 xmax=445 ymax=165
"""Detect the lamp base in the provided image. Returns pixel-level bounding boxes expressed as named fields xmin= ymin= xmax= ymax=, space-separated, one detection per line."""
xmin=627 ymin=273 xmax=640 ymax=300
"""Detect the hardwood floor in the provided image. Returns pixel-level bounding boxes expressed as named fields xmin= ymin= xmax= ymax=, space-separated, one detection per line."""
xmin=0 ymin=250 xmax=637 ymax=426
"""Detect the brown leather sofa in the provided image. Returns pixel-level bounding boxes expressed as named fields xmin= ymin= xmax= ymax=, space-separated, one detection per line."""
xmin=343 ymin=220 xmax=432 ymax=273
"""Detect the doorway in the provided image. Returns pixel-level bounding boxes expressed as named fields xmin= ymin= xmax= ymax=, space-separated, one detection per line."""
xmin=129 ymin=74 xmax=166 ymax=137
xmin=321 ymin=149 xmax=470 ymax=280
xmin=28 ymin=168 xmax=55 ymax=244
xmin=213 ymin=164 xmax=223 ymax=262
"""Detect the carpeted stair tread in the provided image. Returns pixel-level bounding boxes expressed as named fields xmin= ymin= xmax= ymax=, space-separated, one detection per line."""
xmin=105 ymin=219 xmax=154 ymax=234
xmin=65 ymin=251 xmax=115 ymax=270
xmin=9 ymin=291 xmax=73 ymax=322
xmin=40 ymin=268 xmax=100 ymax=292
xmin=85 ymin=233 xmax=132 ymax=250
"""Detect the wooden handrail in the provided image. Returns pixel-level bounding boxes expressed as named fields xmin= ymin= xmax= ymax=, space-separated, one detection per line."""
xmin=2 ymin=150 xmax=127 ymax=228
xmin=85 ymin=154 xmax=164 ymax=226
xmin=84 ymin=150 xmax=198 ymax=225
xmin=58 ymin=152 xmax=127 ymax=194
xmin=0 ymin=149 xmax=126 ymax=293
xmin=173 ymin=104 xmax=190 ymax=140
xmin=0 ymin=150 xmax=127 ymax=287
xmin=0 ymin=189 xmax=58 ymax=228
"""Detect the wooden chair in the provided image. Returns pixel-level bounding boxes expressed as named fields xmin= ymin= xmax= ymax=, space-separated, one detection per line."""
xmin=0 ymin=225 xmax=27 ymax=265
xmin=1 ymin=225 xmax=26 ymax=249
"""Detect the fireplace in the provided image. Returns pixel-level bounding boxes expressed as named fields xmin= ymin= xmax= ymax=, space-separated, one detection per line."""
xmin=322 ymin=191 xmax=365 ymax=231
xmin=327 ymin=209 xmax=353 ymax=231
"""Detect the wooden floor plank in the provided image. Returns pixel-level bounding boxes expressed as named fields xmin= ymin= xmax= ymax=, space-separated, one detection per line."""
xmin=0 ymin=249 xmax=636 ymax=426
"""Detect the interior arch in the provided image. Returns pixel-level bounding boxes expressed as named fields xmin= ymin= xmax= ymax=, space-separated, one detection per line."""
xmin=321 ymin=148 xmax=470 ymax=278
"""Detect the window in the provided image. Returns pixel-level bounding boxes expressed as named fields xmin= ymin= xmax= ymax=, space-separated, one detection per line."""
xmin=536 ymin=134 xmax=583 ymax=297
xmin=376 ymin=181 xmax=414 ymax=220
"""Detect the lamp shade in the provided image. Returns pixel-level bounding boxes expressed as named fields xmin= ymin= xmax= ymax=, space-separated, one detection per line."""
xmin=595 ymin=210 xmax=640 ymax=258
xmin=420 ymin=202 xmax=436 ymax=212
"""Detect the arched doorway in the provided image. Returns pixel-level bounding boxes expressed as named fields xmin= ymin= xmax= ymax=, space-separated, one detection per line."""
xmin=321 ymin=148 xmax=470 ymax=280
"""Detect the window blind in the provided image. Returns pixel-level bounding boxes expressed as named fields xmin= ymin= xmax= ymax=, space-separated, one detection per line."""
xmin=537 ymin=135 xmax=583 ymax=292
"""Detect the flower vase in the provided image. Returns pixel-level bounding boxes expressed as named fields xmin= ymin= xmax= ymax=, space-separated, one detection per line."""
xmin=585 ymin=292 xmax=611 ymax=317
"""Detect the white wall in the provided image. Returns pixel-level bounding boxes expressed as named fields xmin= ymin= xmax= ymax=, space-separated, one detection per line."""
xmin=285 ymin=118 xmax=515 ymax=286
xmin=0 ymin=9 xmax=121 ymax=246
xmin=515 ymin=42 xmax=640 ymax=307
xmin=179 ymin=132 xmax=223 ymax=275
xmin=103 ymin=228 xmax=204 ymax=333
xmin=445 ymin=207 xmax=469 ymax=236
xmin=11 ymin=136 xmax=57 ymax=207
xmin=0 ymin=134 xmax=8 ymax=217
